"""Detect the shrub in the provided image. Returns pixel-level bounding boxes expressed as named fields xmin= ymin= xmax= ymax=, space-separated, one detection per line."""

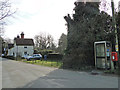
xmin=47 ymin=53 xmax=63 ymax=61
xmin=5 ymin=56 xmax=15 ymax=60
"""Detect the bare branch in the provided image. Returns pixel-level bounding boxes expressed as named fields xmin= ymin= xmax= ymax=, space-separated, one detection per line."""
xmin=34 ymin=32 xmax=56 ymax=50
xmin=0 ymin=0 xmax=16 ymax=36
xmin=0 ymin=0 xmax=16 ymax=21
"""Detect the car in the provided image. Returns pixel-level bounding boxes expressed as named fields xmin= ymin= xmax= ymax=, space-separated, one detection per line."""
xmin=1 ymin=54 xmax=4 ymax=57
xmin=26 ymin=54 xmax=42 ymax=61
xmin=23 ymin=54 xmax=28 ymax=59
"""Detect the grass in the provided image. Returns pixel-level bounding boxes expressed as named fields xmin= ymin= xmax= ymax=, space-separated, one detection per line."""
xmin=22 ymin=59 xmax=63 ymax=68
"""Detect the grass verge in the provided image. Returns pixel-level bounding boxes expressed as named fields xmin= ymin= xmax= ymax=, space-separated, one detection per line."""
xmin=22 ymin=59 xmax=63 ymax=68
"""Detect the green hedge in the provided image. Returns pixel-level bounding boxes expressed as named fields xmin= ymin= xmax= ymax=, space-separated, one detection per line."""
xmin=47 ymin=53 xmax=63 ymax=60
xmin=35 ymin=49 xmax=53 ymax=55
xmin=4 ymin=56 xmax=15 ymax=60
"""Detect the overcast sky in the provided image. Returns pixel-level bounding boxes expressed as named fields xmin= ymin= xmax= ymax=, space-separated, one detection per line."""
xmin=3 ymin=0 xmax=119 ymax=43
xmin=3 ymin=0 xmax=76 ymax=43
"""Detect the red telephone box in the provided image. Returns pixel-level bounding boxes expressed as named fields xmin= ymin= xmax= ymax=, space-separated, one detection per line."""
xmin=111 ymin=52 xmax=118 ymax=61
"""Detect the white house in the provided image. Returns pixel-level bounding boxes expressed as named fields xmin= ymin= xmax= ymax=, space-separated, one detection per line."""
xmin=7 ymin=32 xmax=34 ymax=58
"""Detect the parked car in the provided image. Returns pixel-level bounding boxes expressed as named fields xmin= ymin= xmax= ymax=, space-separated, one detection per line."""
xmin=23 ymin=54 xmax=28 ymax=59
xmin=26 ymin=54 xmax=42 ymax=61
xmin=1 ymin=54 xmax=4 ymax=57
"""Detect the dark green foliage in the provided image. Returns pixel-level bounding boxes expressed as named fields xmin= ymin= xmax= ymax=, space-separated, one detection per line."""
xmin=4 ymin=56 xmax=15 ymax=60
xmin=57 ymin=33 xmax=67 ymax=55
xmin=47 ymin=53 xmax=63 ymax=60
xmin=63 ymin=2 xmax=115 ymax=69
xmin=38 ymin=49 xmax=53 ymax=55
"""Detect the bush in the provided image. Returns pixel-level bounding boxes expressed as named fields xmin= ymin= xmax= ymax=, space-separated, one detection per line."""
xmin=5 ymin=56 xmax=15 ymax=60
xmin=36 ymin=49 xmax=53 ymax=55
xmin=63 ymin=47 xmax=94 ymax=70
xmin=47 ymin=53 xmax=63 ymax=60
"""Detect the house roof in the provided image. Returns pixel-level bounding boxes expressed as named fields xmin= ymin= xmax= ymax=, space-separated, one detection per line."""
xmin=15 ymin=38 xmax=34 ymax=46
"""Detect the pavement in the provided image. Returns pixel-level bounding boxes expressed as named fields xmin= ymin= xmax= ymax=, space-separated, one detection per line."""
xmin=2 ymin=58 xmax=119 ymax=88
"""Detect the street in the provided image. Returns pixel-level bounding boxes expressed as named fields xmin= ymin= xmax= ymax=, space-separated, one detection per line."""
xmin=2 ymin=58 xmax=119 ymax=88
xmin=0 ymin=57 xmax=2 ymax=90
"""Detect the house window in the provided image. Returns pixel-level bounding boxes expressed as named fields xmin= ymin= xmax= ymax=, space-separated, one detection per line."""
xmin=24 ymin=52 xmax=27 ymax=55
xmin=24 ymin=46 xmax=27 ymax=48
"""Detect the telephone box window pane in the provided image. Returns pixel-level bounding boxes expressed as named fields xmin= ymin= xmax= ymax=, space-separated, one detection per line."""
xmin=96 ymin=44 xmax=105 ymax=57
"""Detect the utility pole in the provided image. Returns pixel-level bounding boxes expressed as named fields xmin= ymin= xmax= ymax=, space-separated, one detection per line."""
xmin=111 ymin=0 xmax=119 ymax=72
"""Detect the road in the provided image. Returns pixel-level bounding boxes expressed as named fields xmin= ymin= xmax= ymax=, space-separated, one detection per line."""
xmin=0 ymin=57 xmax=2 ymax=89
xmin=2 ymin=58 xmax=119 ymax=88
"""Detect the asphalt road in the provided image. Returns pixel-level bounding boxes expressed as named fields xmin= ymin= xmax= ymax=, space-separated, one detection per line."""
xmin=0 ymin=57 xmax=2 ymax=90
xmin=2 ymin=58 xmax=119 ymax=88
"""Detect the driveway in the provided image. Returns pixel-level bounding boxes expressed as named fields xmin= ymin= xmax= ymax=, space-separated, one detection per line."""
xmin=2 ymin=58 xmax=119 ymax=88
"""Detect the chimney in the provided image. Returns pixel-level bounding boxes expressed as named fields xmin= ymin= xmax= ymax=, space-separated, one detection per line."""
xmin=17 ymin=35 xmax=20 ymax=38
xmin=21 ymin=32 xmax=24 ymax=39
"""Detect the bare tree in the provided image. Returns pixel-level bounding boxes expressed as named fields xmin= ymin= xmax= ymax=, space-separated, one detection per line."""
xmin=0 ymin=36 xmax=3 ymax=55
xmin=4 ymin=37 xmax=13 ymax=43
xmin=0 ymin=0 xmax=16 ymax=36
xmin=34 ymin=32 xmax=56 ymax=50
xmin=118 ymin=1 xmax=120 ymax=12
xmin=0 ymin=0 xmax=15 ymax=20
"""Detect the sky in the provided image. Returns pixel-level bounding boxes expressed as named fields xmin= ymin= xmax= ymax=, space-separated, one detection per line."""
xmin=3 ymin=0 xmax=120 ymax=43
xmin=3 ymin=0 xmax=76 ymax=43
